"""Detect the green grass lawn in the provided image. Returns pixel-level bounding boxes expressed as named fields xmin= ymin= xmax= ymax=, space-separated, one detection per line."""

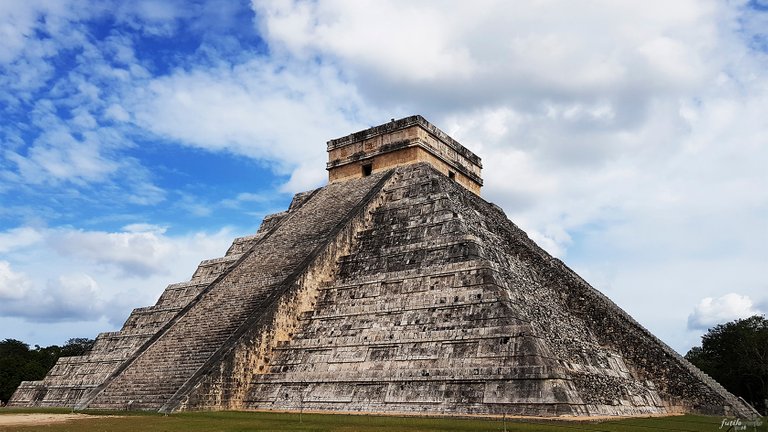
xmin=0 ymin=408 xmax=764 ymax=432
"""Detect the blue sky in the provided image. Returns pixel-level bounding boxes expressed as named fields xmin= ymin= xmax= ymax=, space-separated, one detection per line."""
xmin=1 ymin=0 xmax=766 ymax=354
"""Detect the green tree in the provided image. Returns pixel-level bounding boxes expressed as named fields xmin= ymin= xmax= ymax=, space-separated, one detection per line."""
xmin=685 ymin=315 xmax=768 ymax=415
xmin=61 ymin=338 xmax=95 ymax=357
xmin=0 ymin=339 xmax=33 ymax=404
xmin=0 ymin=337 xmax=95 ymax=404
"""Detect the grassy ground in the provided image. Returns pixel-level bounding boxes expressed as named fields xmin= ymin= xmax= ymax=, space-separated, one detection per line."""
xmin=0 ymin=408 xmax=764 ymax=432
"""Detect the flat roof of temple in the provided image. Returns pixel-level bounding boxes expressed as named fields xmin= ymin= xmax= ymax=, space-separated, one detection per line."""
xmin=327 ymin=115 xmax=482 ymax=168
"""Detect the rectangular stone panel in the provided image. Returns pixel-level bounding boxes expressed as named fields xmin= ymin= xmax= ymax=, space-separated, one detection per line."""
xmin=395 ymin=342 xmax=440 ymax=361
xmin=385 ymin=381 xmax=445 ymax=404
xmin=483 ymin=379 xmax=578 ymax=404
xmin=305 ymin=383 xmax=354 ymax=403
xmin=353 ymin=384 xmax=387 ymax=402
xmin=328 ymin=347 xmax=368 ymax=363
xmin=246 ymin=383 xmax=281 ymax=402
xmin=444 ymin=382 xmax=485 ymax=404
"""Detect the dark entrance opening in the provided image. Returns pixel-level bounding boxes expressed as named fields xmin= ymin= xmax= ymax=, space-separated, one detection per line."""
xmin=362 ymin=163 xmax=373 ymax=177
xmin=448 ymin=171 xmax=456 ymax=181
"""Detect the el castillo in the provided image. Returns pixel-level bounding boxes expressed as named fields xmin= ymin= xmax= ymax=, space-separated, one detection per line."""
xmin=8 ymin=115 xmax=756 ymax=418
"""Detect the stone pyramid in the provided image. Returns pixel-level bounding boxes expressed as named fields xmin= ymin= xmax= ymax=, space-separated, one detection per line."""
xmin=11 ymin=116 xmax=754 ymax=417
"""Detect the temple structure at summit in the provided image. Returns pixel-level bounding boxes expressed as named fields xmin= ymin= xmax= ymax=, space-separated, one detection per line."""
xmin=10 ymin=116 xmax=756 ymax=418
xmin=327 ymin=116 xmax=482 ymax=194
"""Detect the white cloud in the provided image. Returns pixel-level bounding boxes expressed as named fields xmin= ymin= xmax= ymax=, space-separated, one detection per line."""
xmin=49 ymin=225 xmax=193 ymax=278
xmin=0 ymin=1 xmax=98 ymax=102
xmin=0 ymin=226 xmax=44 ymax=253
xmin=128 ymin=58 xmax=383 ymax=192
xmin=43 ymin=273 xmax=105 ymax=321
xmin=252 ymin=0 xmax=726 ymax=111
xmin=0 ymin=224 xmax=236 ymax=327
xmin=0 ymin=0 xmax=765 ymax=356
xmin=246 ymin=0 xmax=767 ymax=244
xmin=114 ymin=0 xmax=187 ymax=36
xmin=6 ymin=129 xmax=121 ymax=186
xmin=255 ymin=0 xmax=476 ymax=82
xmin=279 ymin=160 xmax=327 ymax=194
xmin=0 ymin=260 xmax=106 ymax=321
xmin=0 ymin=1 xmax=167 ymax=210
xmin=0 ymin=271 xmax=112 ymax=322
xmin=122 ymin=223 xmax=166 ymax=233
xmin=220 ymin=192 xmax=271 ymax=209
xmin=105 ymin=103 xmax=131 ymax=122
xmin=126 ymin=181 xmax=167 ymax=206
xmin=245 ymin=1 xmax=768 ymax=354
xmin=0 ymin=261 xmax=33 ymax=300
xmin=688 ymin=293 xmax=763 ymax=330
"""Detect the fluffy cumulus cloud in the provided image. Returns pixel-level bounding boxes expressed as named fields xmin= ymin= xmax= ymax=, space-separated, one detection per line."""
xmin=0 ymin=270 xmax=106 ymax=322
xmin=50 ymin=224 xmax=177 ymax=278
xmin=0 ymin=258 xmax=107 ymax=322
xmin=248 ymin=0 xmax=768 ymax=353
xmin=0 ymin=261 xmax=33 ymax=301
xmin=0 ymin=1 xmax=93 ymax=101
xmin=0 ymin=224 xmax=235 ymax=329
xmin=250 ymin=0 xmax=767 ymax=249
xmin=0 ymin=227 xmax=44 ymax=254
xmin=253 ymin=0 xmax=724 ymax=111
xmin=688 ymin=293 xmax=763 ymax=330
xmin=127 ymin=59 xmax=380 ymax=193
xmin=0 ymin=0 xmax=766 ymax=353
xmin=0 ymin=1 xmax=163 ymax=208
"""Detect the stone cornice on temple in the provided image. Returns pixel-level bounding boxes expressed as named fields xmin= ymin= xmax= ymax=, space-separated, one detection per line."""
xmin=326 ymin=115 xmax=483 ymax=195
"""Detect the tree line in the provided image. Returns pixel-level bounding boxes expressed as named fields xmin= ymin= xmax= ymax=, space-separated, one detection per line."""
xmin=0 ymin=337 xmax=95 ymax=404
xmin=685 ymin=314 xmax=767 ymax=415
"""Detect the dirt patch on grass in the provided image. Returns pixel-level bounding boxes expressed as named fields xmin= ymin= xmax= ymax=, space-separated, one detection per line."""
xmin=0 ymin=413 xmax=114 ymax=426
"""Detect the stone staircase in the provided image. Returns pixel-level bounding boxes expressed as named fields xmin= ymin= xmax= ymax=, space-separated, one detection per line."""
xmin=9 ymin=237 xmax=250 ymax=407
xmin=77 ymin=171 xmax=391 ymax=411
xmin=8 ymin=188 xmax=320 ymax=408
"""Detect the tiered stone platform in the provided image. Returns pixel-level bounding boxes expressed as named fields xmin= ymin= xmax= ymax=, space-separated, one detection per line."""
xmin=9 ymin=116 xmax=755 ymax=418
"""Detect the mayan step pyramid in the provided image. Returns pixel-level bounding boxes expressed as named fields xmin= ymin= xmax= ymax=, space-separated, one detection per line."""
xmin=10 ymin=116 xmax=755 ymax=417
